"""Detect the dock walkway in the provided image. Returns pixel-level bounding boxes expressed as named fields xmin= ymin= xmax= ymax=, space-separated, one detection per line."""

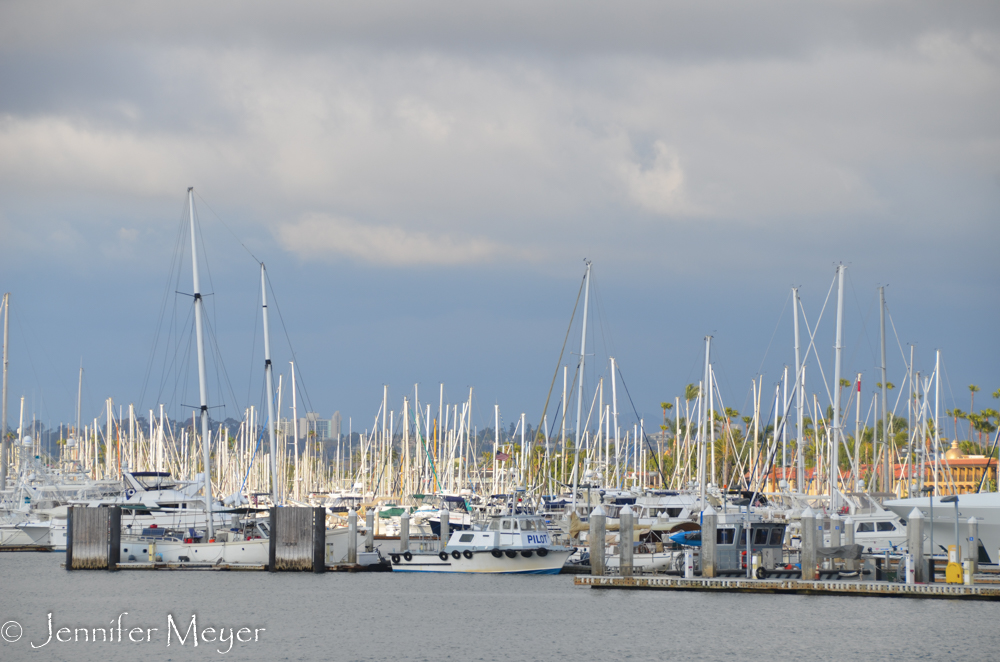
xmin=575 ymin=575 xmax=1000 ymax=600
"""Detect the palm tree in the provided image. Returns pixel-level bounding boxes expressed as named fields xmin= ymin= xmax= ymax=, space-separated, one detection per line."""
xmin=970 ymin=385 xmax=981 ymax=439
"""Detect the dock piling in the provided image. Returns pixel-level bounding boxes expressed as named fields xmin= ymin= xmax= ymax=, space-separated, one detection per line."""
xmin=906 ymin=507 xmax=924 ymax=583
xmin=438 ymin=508 xmax=449 ymax=552
xmin=801 ymin=507 xmax=817 ymax=580
xmin=843 ymin=516 xmax=855 ymax=571
xmin=365 ymin=510 xmax=375 ymax=553
xmin=620 ymin=505 xmax=633 ymax=577
xmin=702 ymin=505 xmax=717 ymax=578
xmin=347 ymin=509 xmax=358 ymax=564
xmin=400 ymin=511 xmax=410 ymax=553
xmin=589 ymin=505 xmax=606 ymax=576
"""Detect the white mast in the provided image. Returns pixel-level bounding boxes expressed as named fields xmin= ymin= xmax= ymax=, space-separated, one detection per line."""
xmin=188 ymin=187 xmax=215 ymax=539
xmin=261 ymin=264 xmax=279 ymax=505
xmin=569 ymin=260 xmax=591 ymax=512
xmin=611 ymin=357 xmax=619 ymax=489
xmin=793 ymin=287 xmax=805 ymax=491
xmin=879 ymin=286 xmax=890 ymax=492
xmin=831 ymin=264 xmax=845 ymax=510
xmin=699 ymin=336 xmax=711 ymax=505
xmin=0 ymin=293 xmax=8 ymax=490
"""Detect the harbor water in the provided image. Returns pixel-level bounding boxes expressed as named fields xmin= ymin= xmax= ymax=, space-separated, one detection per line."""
xmin=1 ymin=554 xmax=998 ymax=661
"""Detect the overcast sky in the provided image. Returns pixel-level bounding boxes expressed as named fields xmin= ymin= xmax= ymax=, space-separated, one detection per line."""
xmin=1 ymin=1 xmax=997 ymax=438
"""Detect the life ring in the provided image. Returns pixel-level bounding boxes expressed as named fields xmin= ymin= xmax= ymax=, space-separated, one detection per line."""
xmin=439 ymin=552 xmax=449 ymax=561
xmin=491 ymin=548 xmax=502 ymax=558
xmin=403 ymin=551 xmax=413 ymax=561
xmin=451 ymin=550 xmax=462 ymax=560
xmin=521 ymin=550 xmax=533 ymax=558
xmin=391 ymin=554 xmax=401 ymax=564
xmin=536 ymin=548 xmax=548 ymax=557
xmin=504 ymin=549 xmax=517 ymax=559
xmin=463 ymin=550 xmax=474 ymax=560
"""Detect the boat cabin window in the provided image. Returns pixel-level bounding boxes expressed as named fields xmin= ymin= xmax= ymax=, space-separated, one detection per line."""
xmin=502 ymin=520 xmax=512 ymax=530
xmin=521 ymin=519 xmax=535 ymax=531
xmin=738 ymin=529 xmax=747 ymax=545
xmin=666 ymin=508 xmax=683 ymax=518
xmin=717 ymin=528 xmax=735 ymax=544
xmin=459 ymin=534 xmax=475 ymax=543
xmin=856 ymin=522 xmax=874 ymax=533
xmin=536 ymin=519 xmax=547 ymax=530
xmin=876 ymin=521 xmax=896 ymax=532
xmin=769 ymin=527 xmax=784 ymax=545
xmin=753 ymin=528 xmax=770 ymax=545
xmin=489 ymin=519 xmax=501 ymax=531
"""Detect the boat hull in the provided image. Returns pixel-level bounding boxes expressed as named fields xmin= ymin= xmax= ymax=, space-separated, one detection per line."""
xmin=390 ymin=548 xmax=572 ymax=574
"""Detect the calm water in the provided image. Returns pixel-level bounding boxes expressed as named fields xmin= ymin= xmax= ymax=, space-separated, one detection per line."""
xmin=1 ymin=553 xmax=997 ymax=661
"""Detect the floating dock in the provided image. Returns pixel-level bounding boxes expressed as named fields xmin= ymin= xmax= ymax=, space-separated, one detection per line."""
xmin=574 ymin=575 xmax=1000 ymax=600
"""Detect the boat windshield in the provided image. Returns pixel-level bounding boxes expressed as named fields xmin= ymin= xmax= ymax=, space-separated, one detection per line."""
xmin=131 ymin=473 xmax=176 ymax=490
xmin=520 ymin=519 xmax=535 ymax=531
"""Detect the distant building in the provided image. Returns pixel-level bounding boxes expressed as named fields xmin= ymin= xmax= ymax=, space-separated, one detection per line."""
xmin=332 ymin=411 xmax=342 ymax=441
xmin=299 ymin=412 xmax=331 ymax=440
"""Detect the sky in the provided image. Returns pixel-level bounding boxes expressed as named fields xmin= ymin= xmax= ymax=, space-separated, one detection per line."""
xmin=0 ymin=1 xmax=997 ymax=440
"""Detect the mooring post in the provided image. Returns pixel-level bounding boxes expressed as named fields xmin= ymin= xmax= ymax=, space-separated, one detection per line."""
xmin=438 ymin=508 xmax=449 ymax=552
xmin=620 ymin=505 xmax=634 ymax=577
xmin=801 ymin=507 xmax=817 ymax=580
xmin=314 ymin=507 xmax=326 ymax=574
xmin=347 ymin=509 xmax=358 ymax=564
xmin=702 ymin=505 xmax=717 ymax=578
xmin=268 ymin=507 xmax=278 ymax=572
xmin=108 ymin=506 xmax=121 ymax=572
xmin=589 ymin=505 xmax=606 ymax=576
xmin=968 ymin=516 xmax=979 ymax=575
xmin=365 ymin=509 xmax=375 ymax=553
xmin=907 ymin=507 xmax=924 ymax=583
xmin=65 ymin=507 xmax=74 ymax=571
xmin=400 ymin=511 xmax=410 ymax=553
xmin=843 ymin=516 xmax=855 ymax=572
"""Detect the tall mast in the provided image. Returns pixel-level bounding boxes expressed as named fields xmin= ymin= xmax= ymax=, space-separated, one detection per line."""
xmin=793 ymin=288 xmax=804 ymax=491
xmin=0 ymin=293 xmax=8 ymax=490
xmin=261 ymin=264 xmax=279 ymax=505
xmin=188 ymin=187 xmax=215 ymax=539
xmin=699 ymin=335 xmax=711 ymax=505
xmin=611 ymin=358 xmax=619 ymax=488
xmin=879 ymin=286 xmax=890 ymax=493
xmin=291 ymin=362 xmax=300 ymax=500
xmin=569 ymin=260 xmax=591 ymax=511
xmin=831 ymin=264 xmax=845 ymax=509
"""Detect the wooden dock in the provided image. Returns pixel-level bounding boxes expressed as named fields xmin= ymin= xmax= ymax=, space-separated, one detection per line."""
xmin=574 ymin=575 xmax=1000 ymax=600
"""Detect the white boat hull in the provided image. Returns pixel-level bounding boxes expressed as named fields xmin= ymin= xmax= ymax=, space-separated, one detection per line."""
xmin=120 ymin=538 xmax=269 ymax=564
xmin=391 ymin=548 xmax=572 ymax=574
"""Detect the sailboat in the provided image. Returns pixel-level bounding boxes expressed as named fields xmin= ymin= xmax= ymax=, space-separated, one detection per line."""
xmin=119 ymin=188 xmax=271 ymax=565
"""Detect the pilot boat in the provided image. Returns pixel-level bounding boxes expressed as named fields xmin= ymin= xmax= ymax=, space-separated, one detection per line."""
xmin=389 ymin=513 xmax=573 ymax=574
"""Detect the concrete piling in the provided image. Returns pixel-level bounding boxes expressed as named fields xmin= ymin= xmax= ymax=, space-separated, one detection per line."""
xmin=438 ymin=508 xmax=449 ymax=552
xmin=67 ymin=506 xmax=119 ymax=570
xmin=365 ymin=509 xmax=375 ymax=553
xmin=400 ymin=511 xmax=410 ymax=553
xmin=347 ymin=509 xmax=358 ymax=564
xmin=702 ymin=505 xmax=717 ymax=578
xmin=589 ymin=505 xmax=606 ymax=576
xmin=843 ymin=516 xmax=855 ymax=571
xmin=801 ymin=507 xmax=817 ymax=580
xmin=269 ymin=507 xmax=327 ymax=572
xmin=968 ymin=516 xmax=979 ymax=574
xmin=906 ymin=507 xmax=925 ymax=583
xmin=620 ymin=505 xmax=634 ymax=577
